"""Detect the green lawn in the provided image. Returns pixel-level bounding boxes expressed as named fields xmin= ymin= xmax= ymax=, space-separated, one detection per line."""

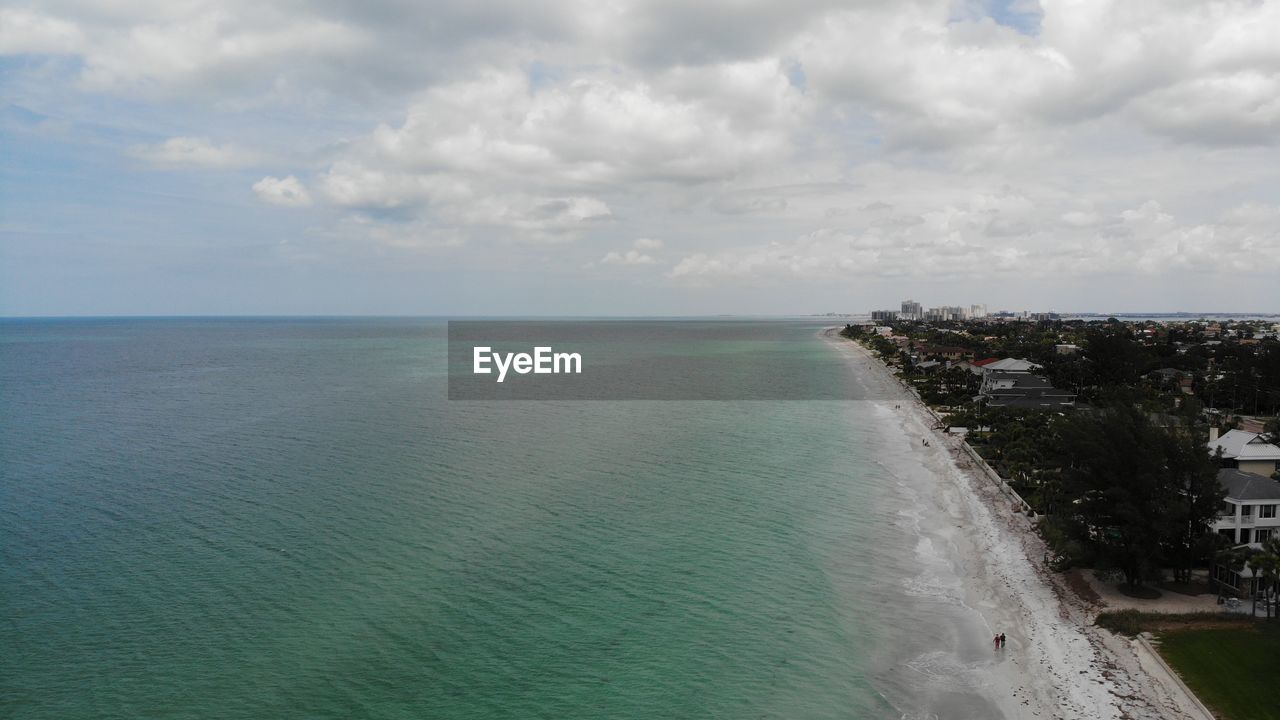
xmin=1157 ymin=624 xmax=1280 ymax=720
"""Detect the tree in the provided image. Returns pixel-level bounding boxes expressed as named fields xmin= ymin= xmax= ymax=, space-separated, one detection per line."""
xmin=1055 ymin=405 xmax=1170 ymax=587
xmin=1054 ymin=405 xmax=1224 ymax=588
xmin=1250 ymin=537 xmax=1280 ymax=620
xmin=1264 ymin=414 xmax=1280 ymax=443
xmin=1214 ymin=540 xmax=1250 ymax=602
xmin=1163 ymin=425 xmax=1227 ymax=584
xmin=1085 ymin=326 xmax=1151 ymax=387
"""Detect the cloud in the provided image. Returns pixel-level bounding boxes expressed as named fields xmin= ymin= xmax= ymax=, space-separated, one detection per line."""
xmin=0 ymin=8 xmax=84 ymax=55
xmin=7 ymin=0 xmax=1280 ymax=150
xmin=790 ymin=0 xmax=1280 ymax=149
xmin=602 ymin=249 xmax=657 ymax=266
xmin=6 ymin=0 xmax=1280 ymax=312
xmin=711 ymin=192 xmax=789 ymax=215
xmin=670 ymin=197 xmax=1280 ymax=282
xmin=132 ymin=136 xmax=261 ymax=168
xmin=297 ymin=63 xmax=801 ymax=242
xmin=252 ymin=175 xmax=312 ymax=207
xmin=351 ymin=64 xmax=801 ymax=186
xmin=602 ymin=237 xmax=665 ymax=266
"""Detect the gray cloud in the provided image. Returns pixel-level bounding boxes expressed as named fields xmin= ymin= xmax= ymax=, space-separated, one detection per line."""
xmin=4 ymin=0 xmax=1280 ymax=313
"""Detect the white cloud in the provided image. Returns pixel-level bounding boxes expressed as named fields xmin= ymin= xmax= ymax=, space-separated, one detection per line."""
xmin=602 ymin=237 xmax=665 ymax=266
xmin=0 ymin=8 xmax=84 ymax=54
xmin=602 ymin=249 xmax=657 ymax=266
xmin=669 ymin=198 xmax=1280 ymax=282
xmin=303 ymin=63 xmax=801 ymax=242
xmin=8 ymin=0 xmax=1280 ymax=149
xmin=252 ymin=175 xmax=312 ymax=207
xmin=132 ymin=136 xmax=260 ymax=168
xmin=6 ymin=0 xmax=1280 ymax=309
xmin=790 ymin=0 xmax=1280 ymax=149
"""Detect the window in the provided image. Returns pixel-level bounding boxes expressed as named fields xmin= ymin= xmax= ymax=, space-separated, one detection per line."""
xmin=1241 ymin=504 xmax=1253 ymax=517
xmin=1222 ymin=502 xmax=1236 ymax=517
xmin=1256 ymin=528 xmax=1274 ymax=543
xmin=1260 ymin=505 xmax=1277 ymax=519
xmin=1240 ymin=529 xmax=1252 ymax=543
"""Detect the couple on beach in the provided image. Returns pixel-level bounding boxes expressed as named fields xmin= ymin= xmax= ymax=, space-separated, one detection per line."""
xmin=992 ymin=633 xmax=1006 ymax=650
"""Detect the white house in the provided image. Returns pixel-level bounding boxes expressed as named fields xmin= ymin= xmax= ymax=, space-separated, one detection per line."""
xmin=977 ymin=369 xmax=1076 ymax=408
xmin=1212 ymin=469 xmax=1280 ymax=545
xmin=1209 ymin=429 xmax=1280 ymax=477
xmin=981 ymin=357 xmax=1041 ymax=372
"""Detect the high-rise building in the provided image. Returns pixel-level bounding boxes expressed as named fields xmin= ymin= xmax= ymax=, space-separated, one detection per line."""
xmin=900 ymin=299 xmax=922 ymax=320
xmin=970 ymin=304 xmax=987 ymax=319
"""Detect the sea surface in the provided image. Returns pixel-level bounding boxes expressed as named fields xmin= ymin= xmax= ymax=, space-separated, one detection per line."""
xmin=2 ymin=319 xmax=1002 ymax=719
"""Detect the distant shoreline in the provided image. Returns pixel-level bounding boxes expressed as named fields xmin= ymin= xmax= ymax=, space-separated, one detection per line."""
xmin=821 ymin=327 xmax=1215 ymax=720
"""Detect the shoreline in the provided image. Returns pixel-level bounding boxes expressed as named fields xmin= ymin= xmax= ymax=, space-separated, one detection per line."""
xmin=821 ymin=327 xmax=1212 ymax=720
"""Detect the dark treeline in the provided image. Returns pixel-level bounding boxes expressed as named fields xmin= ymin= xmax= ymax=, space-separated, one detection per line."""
xmin=842 ymin=320 xmax=1280 ymax=592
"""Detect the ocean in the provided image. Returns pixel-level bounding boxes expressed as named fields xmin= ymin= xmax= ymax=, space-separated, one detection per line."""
xmin=2 ymin=319 xmax=1007 ymax=719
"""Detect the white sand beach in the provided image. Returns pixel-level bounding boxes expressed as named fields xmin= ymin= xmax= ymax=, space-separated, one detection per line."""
xmin=823 ymin=328 xmax=1212 ymax=720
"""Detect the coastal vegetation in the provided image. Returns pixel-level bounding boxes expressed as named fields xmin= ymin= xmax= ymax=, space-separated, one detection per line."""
xmin=1093 ymin=609 xmax=1256 ymax=636
xmin=1045 ymin=405 xmax=1223 ymax=588
xmin=844 ymin=316 xmax=1280 ymax=418
xmin=841 ymin=318 xmax=1280 ymax=591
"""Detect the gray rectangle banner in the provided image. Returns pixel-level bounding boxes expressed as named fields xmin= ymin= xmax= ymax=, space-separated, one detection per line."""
xmin=447 ymin=320 xmax=881 ymax=400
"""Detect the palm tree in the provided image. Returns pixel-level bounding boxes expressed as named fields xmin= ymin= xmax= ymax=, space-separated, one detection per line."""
xmin=1214 ymin=542 xmax=1249 ymax=604
xmin=1251 ymin=537 xmax=1280 ymax=620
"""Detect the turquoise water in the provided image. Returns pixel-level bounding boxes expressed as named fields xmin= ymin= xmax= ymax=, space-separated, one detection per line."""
xmin=1 ymin=319 xmax=992 ymax=719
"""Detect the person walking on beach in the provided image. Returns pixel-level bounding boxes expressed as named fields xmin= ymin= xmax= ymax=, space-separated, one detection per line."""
xmin=999 ymin=633 xmax=1006 ymax=648
xmin=993 ymin=634 xmax=1000 ymax=650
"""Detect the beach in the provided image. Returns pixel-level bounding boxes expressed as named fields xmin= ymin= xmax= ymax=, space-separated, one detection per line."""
xmin=823 ymin=328 xmax=1212 ymax=720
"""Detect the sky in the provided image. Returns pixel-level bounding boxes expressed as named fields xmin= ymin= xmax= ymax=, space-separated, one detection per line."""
xmin=2 ymin=0 xmax=1279 ymax=316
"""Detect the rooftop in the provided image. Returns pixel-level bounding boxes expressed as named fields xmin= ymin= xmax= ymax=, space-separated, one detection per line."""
xmin=984 ymin=370 xmax=1058 ymax=390
xmin=1210 ymin=429 xmax=1280 ymax=462
xmin=982 ymin=358 xmax=1041 ymax=372
xmin=1219 ymin=468 xmax=1280 ymax=501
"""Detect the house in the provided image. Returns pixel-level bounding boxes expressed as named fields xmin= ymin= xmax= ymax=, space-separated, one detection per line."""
xmin=1149 ymin=367 xmax=1184 ymax=383
xmin=967 ymin=357 xmax=1000 ymax=375
xmin=1055 ymin=344 xmax=1081 ymax=355
xmin=1212 ymin=468 xmax=1280 ymax=598
xmin=966 ymin=357 xmax=1041 ymax=376
xmin=978 ymin=370 xmax=1076 ymax=408
xmin=1211 ymin=469 xmax=1280 ymax=546
xmin=982 ymin=358 xmax=1041 ymax=372
xmin=921 ymin=345 xmax=972 ymax=361
xmin=1209 ymin=429 xmax=1280 ymax=477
